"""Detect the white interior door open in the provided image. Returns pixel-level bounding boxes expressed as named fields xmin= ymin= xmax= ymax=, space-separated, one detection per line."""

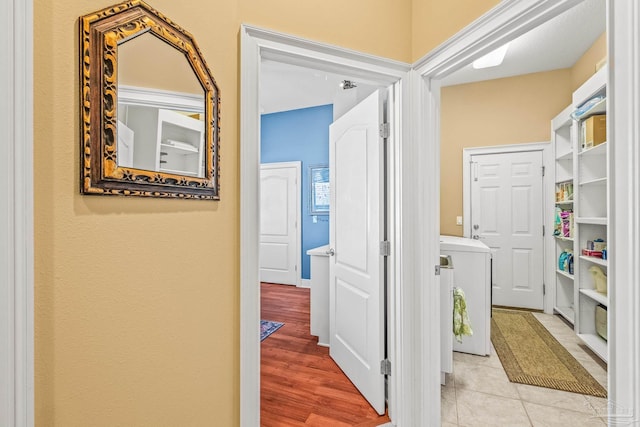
xmin=259 ymin=162 xmax=301 ymax=286
xmin=329 ymin=90 xmax=386 ymax=415
xmin=471 ymin=151 xmax=544 ymax=310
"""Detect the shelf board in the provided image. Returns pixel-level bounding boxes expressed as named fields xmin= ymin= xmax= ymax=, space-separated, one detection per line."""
xmin=554 ymin=236 xmax=574 ymax=242
xmin=576 ymin=217 xmax=607 ymax=225
xmin=160 ymin=141 xmax=199 ymax=153
xmin=579 ymin=255 xmax=608 ymax=267
xmin=577 ymin=333 xmax=608 ymax=362
xmin=576 ymin=97 xmax=607 ymax=118
xmin=555 ymin=178 xmax=574 ymax=184
xmin=578 ymin=142 xmax=607 ymax=157
xmin=579 ymin=177 xmax=607 ymax=186
xmin=555 ymin=200 xmax=574 ymax=206
xmin=556 ymin=151 xmax=573 ymax=161
xmin=159 ymin=167 xmax=199 ymax=177
xmin=554 ymin=306 xmax=575 ymax=325
xmin=580 ymin=288 xmax=608 ymax=307
xmin=556 ymin=269 xmax=574 ymax=280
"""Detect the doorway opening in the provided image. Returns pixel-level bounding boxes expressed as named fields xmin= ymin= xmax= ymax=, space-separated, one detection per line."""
xmin=241 ymin=25 xmax=409 ymax=426
xmin=433 ymin=0 xmax=610 ymax=424
xmin=258 ymin=63 xmax=391 ymax=424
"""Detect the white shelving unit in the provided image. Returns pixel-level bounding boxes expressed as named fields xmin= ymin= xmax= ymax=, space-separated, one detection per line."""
xmin=551 ymin=104 xmax=576 ymax=325
xmin=551 ymin=66 xmax=609 ymax=362
xmin=118 ymin=104 xmax=205 ymax=177
xmin=116 ymin=85 xmax=207 ymax=177
xmin=574 ymin=66 xmax=609 ymax=363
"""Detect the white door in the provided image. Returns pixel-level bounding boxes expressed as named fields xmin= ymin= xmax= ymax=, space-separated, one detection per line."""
xmin=259 ymin=162 xmax=301 ymax=286
xmin=471 ymin=151 xmax=544 ymax=309
xmin=329 ymin=90 xmax=386 ymax=415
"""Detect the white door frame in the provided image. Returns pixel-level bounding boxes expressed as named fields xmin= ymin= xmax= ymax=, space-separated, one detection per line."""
xmin=415 ymin=0 xmax=640 ymax=423
xmin=609 ymin=1 xmax=640 ymax=423
xmin=1 ymin=0 xmax=34 ymax=426
xmin=259 ymin=161 xmax=302 ymax=287
xmin=462 ymin=142 xmax=554 ymax=314
xmin=241 ymin=25 xmax=414 ymax=426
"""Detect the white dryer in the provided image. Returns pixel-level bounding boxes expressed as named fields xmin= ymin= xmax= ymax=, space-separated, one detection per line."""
xmin=440 ymin=235 xmax=492 ymax=356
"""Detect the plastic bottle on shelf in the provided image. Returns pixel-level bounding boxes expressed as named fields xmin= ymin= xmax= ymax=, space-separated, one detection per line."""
xmin=567 ymin=250 xmax=574 ymax=275
xmin=559 ymin=251 xmax=568 ymax=271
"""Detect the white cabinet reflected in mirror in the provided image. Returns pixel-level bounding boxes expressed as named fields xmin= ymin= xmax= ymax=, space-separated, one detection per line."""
xmin=117 ymin=32 xmax=206 ymax=178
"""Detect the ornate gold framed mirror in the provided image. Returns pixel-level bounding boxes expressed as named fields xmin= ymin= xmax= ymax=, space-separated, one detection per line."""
xmin=80 ymin=1 xmax=220 ymax=199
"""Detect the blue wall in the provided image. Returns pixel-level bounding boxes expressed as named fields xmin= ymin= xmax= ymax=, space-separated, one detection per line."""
xmin=261 ymin=104 xmax=332 ymax=280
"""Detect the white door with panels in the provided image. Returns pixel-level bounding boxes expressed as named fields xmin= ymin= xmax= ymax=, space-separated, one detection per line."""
xmin=470 ymin=151 xmax=544 ymax=310
xmin=328 ymin=90 xmax=386 ymax=415
xmin=259 ymin=162 xmax=301 ymax=286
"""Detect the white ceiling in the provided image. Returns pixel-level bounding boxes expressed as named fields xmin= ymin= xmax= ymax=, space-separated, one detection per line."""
xmin=439 ymin=0 xmax=606 ymax=86
xmin=259 ymin=0 xmax=606 ymax=114
xmin=259 ymin=61 xmax=378 ymax=115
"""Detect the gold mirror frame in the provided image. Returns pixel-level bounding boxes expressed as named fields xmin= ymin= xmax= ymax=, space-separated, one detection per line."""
xmin=79 ymin=1 xmax=220 ymax=199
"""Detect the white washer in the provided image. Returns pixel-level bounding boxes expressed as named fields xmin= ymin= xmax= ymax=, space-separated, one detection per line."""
xmin=440 ymin=235 xmax=492 ymax=356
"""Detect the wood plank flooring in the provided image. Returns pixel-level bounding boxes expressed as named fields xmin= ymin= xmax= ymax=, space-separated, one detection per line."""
xmin=261 ymin=282 xmax=390 ymax=427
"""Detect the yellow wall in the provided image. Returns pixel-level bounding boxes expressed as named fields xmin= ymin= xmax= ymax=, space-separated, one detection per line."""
xmin=571 ymin=32 xmax=607 ymax=91
xmin=411 ymin=0 xmax=500 ymax=60
xmin=33 ymin=0 xmax=412 ymax=425
xmin=439 ymin=70 xmax=573 ymax=235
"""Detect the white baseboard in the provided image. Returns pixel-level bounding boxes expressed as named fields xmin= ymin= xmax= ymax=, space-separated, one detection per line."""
xmin=299 ymin=279 xmax=311 ymax=288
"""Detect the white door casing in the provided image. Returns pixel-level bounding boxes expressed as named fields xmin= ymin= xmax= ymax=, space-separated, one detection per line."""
xmin=470 ymin=151 xmax=544 ymax=310
xmin=259 ymin=162 xmax=301 ymax=286
xmin=1 ymin=0 xmax=34 ymax=426
xmin=329 ymin=90 xmax=386 ymax=415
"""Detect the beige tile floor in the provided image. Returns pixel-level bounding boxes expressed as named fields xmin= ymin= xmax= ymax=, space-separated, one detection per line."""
xmin=442 ymin=312 xmax=609 ymax=427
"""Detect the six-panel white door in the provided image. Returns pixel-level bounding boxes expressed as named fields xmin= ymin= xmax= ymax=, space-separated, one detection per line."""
xmin=471 ymin=151 xmax=544 ymax=310
xmin=259 ymin=162 xmax=300 ymax=286
xmin=329 ymin=91 xmax=385 ymax=415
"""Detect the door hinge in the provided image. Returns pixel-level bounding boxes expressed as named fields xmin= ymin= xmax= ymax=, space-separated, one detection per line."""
xmin=380 ymin=241 xmax=391 ymax=257
xmin=542 ymin=225 xmax=545 ymax=236
xmin=379 ymin=123 xmax=390 ymax=139
xmin=295 ymin=265 xmax=297 ymax=272
xmin=380 ymin=359 xmax=391 ymax=376
xmin=543 ymin=283 xmax=546 ymax=295
xmin=542 ymin=166 xmax=546 ymax=176
xmin=435 ymin=265 xmax=441 ymax=276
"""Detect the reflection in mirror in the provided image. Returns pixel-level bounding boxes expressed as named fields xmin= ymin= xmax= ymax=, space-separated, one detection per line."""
xmin=79 ymin=0 xmax=220 ymax=199
xmin=117 ymin=33 xmax=206 ymax=177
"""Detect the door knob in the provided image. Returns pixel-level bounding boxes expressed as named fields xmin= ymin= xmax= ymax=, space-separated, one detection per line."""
xmin=473 ymin=224 xmax=479 ymax=230
xmin=325 ymin=248 xmax=335 ymax=256
xmin=472 ymin=235 xmax=480 ymax=240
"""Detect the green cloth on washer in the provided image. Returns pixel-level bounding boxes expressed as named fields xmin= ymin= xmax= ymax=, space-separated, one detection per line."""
xmin=453 ymin=287 xmax=473 ymax=343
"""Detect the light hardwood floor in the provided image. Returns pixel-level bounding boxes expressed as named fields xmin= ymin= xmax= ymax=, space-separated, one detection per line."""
xmin=260 ymin=282 xmax=390 ymax=427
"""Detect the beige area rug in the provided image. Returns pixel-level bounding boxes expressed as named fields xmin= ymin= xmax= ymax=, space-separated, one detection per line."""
xmin=491 ymin=308 xmax=607 ymax=398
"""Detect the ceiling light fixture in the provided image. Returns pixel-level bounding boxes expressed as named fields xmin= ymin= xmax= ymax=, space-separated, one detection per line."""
xmin=340 ymin=80 xmax=357 ymax=90
xmin=472 ymin=42 xmax=511 ymax=69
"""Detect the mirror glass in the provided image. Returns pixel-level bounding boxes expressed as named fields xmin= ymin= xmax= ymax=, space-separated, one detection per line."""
xmin=117 ymin=33 xmax=206 ymax=177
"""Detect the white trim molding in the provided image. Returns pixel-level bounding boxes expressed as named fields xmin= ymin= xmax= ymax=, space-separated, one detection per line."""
xmin=240 ymin=24 xmax=412 ymax=426
xmin=609 ymin=0 xmax=640 ymax=423
xmin=118 ymin=85 xmax=205 ymax=113
xmin=0 ymin=0 xmax=34 ymax=426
